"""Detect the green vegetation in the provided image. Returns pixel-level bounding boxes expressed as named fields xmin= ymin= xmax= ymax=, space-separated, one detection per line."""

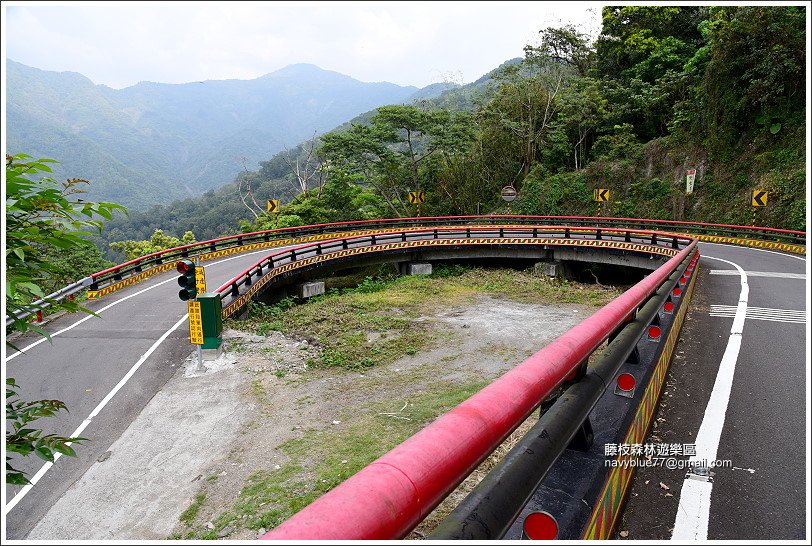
xmin=173 ymin=265 xmax=617 ymax=537
xmin=179 ymin=493 xmax=207 ymax=526
xmin=234 ymin=265 xmax=619 ymax=372
xmin=5 ymin=154 xmax=125 ymax=484
xmin=174 ymin=380 xmax=488 ymax=539
xmin=94 ymin=5 xmax=803 ymax=258
xmin=108 ymin=228 xmax=197 ymax=260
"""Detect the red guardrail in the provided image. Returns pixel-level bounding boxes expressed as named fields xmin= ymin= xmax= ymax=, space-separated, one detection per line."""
xmin=260 ymin=239 xmax=698 ymax=540
xmin=214 ymin=225 xmax=693 ymax=298
xmin=92 ymin=215 xmax=802 ymax=281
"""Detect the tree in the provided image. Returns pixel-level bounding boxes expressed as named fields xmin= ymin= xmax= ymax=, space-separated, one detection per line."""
xmin=5 ymin=153 xmax=126 ymax=484
xmin=283 ymin=132 xmax=325 ymax=198
xmin=109 ymin=228 xmax=197 ymax=260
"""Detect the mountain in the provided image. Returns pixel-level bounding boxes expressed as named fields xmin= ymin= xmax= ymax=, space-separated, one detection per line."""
xmin=6 ymin=61 xmax=449 ymax=209
xmin=91 ymin=60 xmax=518 ymax=257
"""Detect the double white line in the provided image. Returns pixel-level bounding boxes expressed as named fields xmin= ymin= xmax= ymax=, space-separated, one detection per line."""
xmin=709 ymin=305 xmax=805 ymax=324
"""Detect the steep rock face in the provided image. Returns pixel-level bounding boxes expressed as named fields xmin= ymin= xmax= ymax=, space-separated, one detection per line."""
xmin=6 ymin=60 xmax=440 ymax=209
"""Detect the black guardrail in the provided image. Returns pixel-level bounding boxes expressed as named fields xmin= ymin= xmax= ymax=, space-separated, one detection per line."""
xmin=7 ymin=215 xmax=802 ymax=327
xmin=215 ymin=225 xmax=693 ymax=320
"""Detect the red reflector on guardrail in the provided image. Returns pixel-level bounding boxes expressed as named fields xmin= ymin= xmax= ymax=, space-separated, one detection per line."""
xmin=648 ymin=325 xmax=662 ymax=340
xmin=663 ymin=302 xmax=675 ymax=314
xmin=673 ymin=287 xmax=682 ymax=297
xmin=523 ymin=511 xmax=559 ymax=540
xmin=615 ymin=373 xmax=636 ymax=398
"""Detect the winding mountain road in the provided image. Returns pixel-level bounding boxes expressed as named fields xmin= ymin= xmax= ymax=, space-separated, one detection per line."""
xmin=3 ymin=238 xmax=807 ymax=540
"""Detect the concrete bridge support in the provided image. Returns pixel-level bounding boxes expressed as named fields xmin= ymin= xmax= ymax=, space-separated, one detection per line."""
xmin=399 ymin=262 xmax=433 ymax=276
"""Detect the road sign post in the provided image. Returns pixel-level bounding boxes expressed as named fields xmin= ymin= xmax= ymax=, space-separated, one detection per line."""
xmin=751 ymin=190 xmax=768 ymax=207
xmin=501 ymin=186 xmax=517 ymax=214
xmin=593 ymin=188 xmax=610 ymax=217
xmin=751 ymin=190 xmax=768 ymax=226
xmin=686 ymin=169 xmax=696 ymax=195
xmin=408 ymin=191 xmax=425 ymax=217
xmin=195 ymin=264 xmax=206 ymax=294
xmin=187 ymin=300 xmax=205 ymax=371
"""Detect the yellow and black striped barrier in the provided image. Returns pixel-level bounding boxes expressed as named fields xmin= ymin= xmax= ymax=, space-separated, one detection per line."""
xmin=581 ymin=259 xmax=699 ymax=539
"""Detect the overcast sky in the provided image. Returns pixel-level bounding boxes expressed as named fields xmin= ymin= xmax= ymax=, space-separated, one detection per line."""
xmin=3 ymin=1 xmax=602 ymax=89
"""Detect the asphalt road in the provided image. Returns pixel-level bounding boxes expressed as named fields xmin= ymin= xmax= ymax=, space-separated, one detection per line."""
xmin=4 ymin=247 xmax=276 ymax=539
xmin=619 ymin=242 xmax=807 ymax=540
xmin=4 ymin=238 xmax=807 ymax=540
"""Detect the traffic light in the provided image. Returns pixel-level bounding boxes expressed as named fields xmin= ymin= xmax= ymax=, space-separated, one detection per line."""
xmin=176 ymin=259 xmax=197 ymax=301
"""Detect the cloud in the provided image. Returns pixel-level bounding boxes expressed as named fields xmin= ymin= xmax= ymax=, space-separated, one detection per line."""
xmin=4 ymin=1 xmax=600 ymax=88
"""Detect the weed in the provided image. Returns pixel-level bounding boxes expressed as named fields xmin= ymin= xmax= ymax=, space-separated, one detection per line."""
xmin=235 ymin=267 xmax=617 ymax=373
xmin=430 ymin=264 xmax=470 ymax=278
xmin=250 ymin=379 xmax=266 ymax=401
xmin=179 ymin=492 xmax=206 ymax=526
xmin=256 ymin=320 xmax=283 ymax=336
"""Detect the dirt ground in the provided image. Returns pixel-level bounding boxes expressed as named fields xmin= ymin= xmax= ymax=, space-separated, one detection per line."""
xmin=27 ymin=292 xmax=604 ymax=540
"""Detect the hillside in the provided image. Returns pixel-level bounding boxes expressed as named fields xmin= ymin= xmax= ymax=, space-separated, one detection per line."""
xmin=23 ymin=6 xmax=809 ymax=266
xmin=90 ymin=63 xmax=513 ymax=257
xmin=6 ymin=61 xmax=450 ymax=209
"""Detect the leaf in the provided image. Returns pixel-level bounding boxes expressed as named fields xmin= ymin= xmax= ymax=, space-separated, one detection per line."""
xmin=769 ymin=123 xmax=782 ymax=134
xmin=755 ymin=114 xmax=766 ymax=125
xmin=659 ymin=481 xmax=670 ymax=490
xmin=53 ymin=444 xmax=77 ymax=457
xmin=5 ymin=471 xmax=31 ymax=486
xmin=34 ymin=446 xmax=55 ymax=462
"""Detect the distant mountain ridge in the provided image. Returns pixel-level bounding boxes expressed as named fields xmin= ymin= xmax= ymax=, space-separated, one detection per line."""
xmin=6 ymin=60 xmax=450 ymax=209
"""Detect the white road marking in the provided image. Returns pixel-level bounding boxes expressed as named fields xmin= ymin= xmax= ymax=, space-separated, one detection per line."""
xmin=698 ymin=241 xmax=806 ymax=262
xmin=708 ymin=305 xmax=805 ymax=324
xmin=672 ymin=256 xmax=748 ymax=540
xmin=709 ymin=270 xmax=805 ymax=279
xmin=5 ymin=276 xmax=180 ymax=361
xmin=5 ymin=248 xmax=274 ymax=360
xmin=5 ymin=314 xmax=189 ymax=513
xmin=4 ymin=247 xmax=283 ymax=513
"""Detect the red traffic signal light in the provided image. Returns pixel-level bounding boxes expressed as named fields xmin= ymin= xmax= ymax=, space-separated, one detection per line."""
xmin=176 ymin=259 xmax=197 ymax=301
xmin=176 ymin=259 xmax=194 ymax=274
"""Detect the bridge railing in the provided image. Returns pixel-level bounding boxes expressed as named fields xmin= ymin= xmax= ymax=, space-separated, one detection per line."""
xmin=83 ymin=215 xmax=807 ymax=293
xmin=214 ymin=225 xmax=695 ymax=319
xmin=258 ymin=235 xmax=699 ymax=540
xmin=6 ymin=215 xmax=802 ymax=327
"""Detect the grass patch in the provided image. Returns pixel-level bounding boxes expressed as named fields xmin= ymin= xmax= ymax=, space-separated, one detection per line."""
xmin=229 ymin=266 xmax=619 ymax=372
xmin=175 ymin=266 xmax=620 ymax=539
xmin=179 ymin=493 xmax=206 ymax=526
xmin=178 ymin=380 xmax=487 ymax=538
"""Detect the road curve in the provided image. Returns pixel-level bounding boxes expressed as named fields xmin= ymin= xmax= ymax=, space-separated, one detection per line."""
xmin=619 ymin=242 xmax=806 ymax=540
xmin=4 ymin=238 xmax=807 ymax=540
xmin=4 ymin=247 xmax=280 ymax=539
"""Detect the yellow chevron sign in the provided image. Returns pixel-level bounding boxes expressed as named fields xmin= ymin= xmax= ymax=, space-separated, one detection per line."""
xmin=593 ymin=188 xmax=610 ymax=202
xmin=267 ymin=199 xmax=281 ymax=213
xmin=408 ymin=191 xmax=425 ymax=204
xmin=751 ymin=190 xmax=768 ymax=207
